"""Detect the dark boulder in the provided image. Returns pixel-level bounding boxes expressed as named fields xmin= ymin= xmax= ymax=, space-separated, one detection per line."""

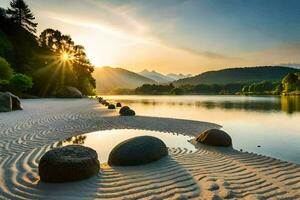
xmin=6 ymin=92 xmax=22 ymax=110
xmin=0 ymin=92 xmax=22 ymax=112
xmin=116 ymin=102 xmax=122 ymax=107
xmin=195 ymin=129 xmax=232 ymax=147
xmin=108 ymin=136 xmax=168 ymax=166
xmin=56 ymin=86 xmax=82 ymax=98
xmin=0 ymin=92 xmax=12 ymax=112
xmin=39 ymin=145 xmax=100 ymax=183
xmin=108 ymin=104 xmax=116 ymax=109
xmin=119 ymin=106 xmax=135 ymax=116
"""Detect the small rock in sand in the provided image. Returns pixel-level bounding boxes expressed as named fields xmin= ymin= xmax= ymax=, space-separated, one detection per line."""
xmin=116 ymin=102 xmax=122 ymax=107
xmin=195 ymin=129 xmax=232 ymax=147
xmin=119 ymin=106 xmax=136 ymax=116
xmin=108 ymin=104 xmax=116 ymax=109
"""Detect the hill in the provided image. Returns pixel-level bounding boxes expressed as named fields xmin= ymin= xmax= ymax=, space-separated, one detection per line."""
xmin=93 ymin=67 xmax=157 ymax=94
xmin=174 ymin=66 xmax=300 ymax=86
xmin=166 ymin=73 xmax=192 ymax=81
xmin=139 ymin=70 xmax=174 ymax=83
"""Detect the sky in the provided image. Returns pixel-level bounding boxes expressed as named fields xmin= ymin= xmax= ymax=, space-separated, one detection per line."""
xmin=1 ymin=0 xmax=300 ymax=74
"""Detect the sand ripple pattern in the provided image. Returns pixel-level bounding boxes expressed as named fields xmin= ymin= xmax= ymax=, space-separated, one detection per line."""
xmin=0 ymin=99 xmax=299 ymax=199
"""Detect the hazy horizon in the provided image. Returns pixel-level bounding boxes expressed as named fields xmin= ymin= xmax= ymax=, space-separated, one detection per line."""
xmin=1 ymin=0 xmax=300 ymax=74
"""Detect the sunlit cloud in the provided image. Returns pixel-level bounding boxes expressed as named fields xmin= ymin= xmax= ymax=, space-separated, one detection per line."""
xmin=11 ymin=0 xmax=300 ymax=74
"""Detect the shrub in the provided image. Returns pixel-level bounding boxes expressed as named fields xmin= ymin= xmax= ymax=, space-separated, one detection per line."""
xmin=9 ymin=73 xmax=33 ymax=94
xmin=0 ymin=57 xmax=13 ymax=80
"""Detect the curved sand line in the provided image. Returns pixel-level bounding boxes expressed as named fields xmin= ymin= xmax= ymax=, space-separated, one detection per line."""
xmin=0 ymin=99 xmax=299 ymax=199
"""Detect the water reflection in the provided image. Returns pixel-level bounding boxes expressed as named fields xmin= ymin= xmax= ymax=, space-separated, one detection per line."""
xmin=102 ymin=95 xmax=300 ymax=163
xmin=56 ymin=135 xmax=87 ymax=147
xmin=110 ymin=96 xmax=300 ymax=114
xmin=56 ymin=129 xmax=195 ymax=163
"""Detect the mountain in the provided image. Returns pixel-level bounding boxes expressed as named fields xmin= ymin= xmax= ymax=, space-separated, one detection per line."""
xmin=93 ymin=67 xmax=157 ymax=94
xmin=174 ymin=66 xmax=300 ymax=86
xmin=166 ymin=73 xmax=192 ymax=81
xmin=139 ymin=70 xmax=174 ymax=83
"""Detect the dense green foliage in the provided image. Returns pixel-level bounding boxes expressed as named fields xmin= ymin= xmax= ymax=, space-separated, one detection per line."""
xmin=135 ymin=83 xmax=245 ymax=95
xmin=0 ymin=0 xmax=95 ymax=97
xmin=282 ymin=73 xmax=300 ymax=95
xmin=135 ymin=84 xmax=175 ymax=95
xmin=0 ymin=57 xmax=13 ymax=80
xmin=241 ymin=81 xmax=282 ymax=95
xmin=175 ymin=66 xmax=300 ymax=86
xmin=9 ymin=73 xmax=33 ymax=95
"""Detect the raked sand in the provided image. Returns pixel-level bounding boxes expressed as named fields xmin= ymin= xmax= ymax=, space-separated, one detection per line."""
xmin=0 ymin=99 xmax=299 ymax=199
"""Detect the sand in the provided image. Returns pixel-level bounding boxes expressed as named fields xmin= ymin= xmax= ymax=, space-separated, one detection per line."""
xmin=0 ymin=99 xmax=299 ymax=199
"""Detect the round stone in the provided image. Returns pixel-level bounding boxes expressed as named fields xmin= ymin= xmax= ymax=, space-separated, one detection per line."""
xmin=108 ymin=136 xmax=168 ymax=166
xmin=119 ymin=106 xmax=135 ymax=116
xmin=116 ymin=102 xmax=122 ymax=107
xmin=39 ymin=145 xmax=100 ymax=182
xmin=195 ymin=129 xmax=232 ymax=147
xmin=108 ymin=104 xmax=116 ymax=109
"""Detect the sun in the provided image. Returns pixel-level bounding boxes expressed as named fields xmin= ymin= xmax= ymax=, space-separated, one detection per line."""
xmin=60 ymin=52 xmax=74 ymax=62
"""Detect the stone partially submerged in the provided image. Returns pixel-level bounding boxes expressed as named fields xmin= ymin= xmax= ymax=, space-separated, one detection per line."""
xmin=39 ymin=145 xmax=100 ymax=183
xmin=108 ymin=136 xmax=168 ymax=166
xmin=195 ymin=129 xmax=232 ymax=147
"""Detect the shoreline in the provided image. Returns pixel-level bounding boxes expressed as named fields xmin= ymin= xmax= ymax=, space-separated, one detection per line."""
xmin=0 ymin=99 xmax=299 ymax=199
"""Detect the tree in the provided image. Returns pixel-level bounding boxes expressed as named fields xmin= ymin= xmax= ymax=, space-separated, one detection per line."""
xmin=6 ymin=0 xmax=37 ymax=33
xmin=0 ymin=57 xmax=13 ymax=80
xmin=9 ymin=73 xmax=32 ymax=94
xmin=35 ymin=29 xmax=95 ymax=96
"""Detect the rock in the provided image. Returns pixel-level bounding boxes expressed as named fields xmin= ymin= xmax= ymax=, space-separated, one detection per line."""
xmin=98 ymin=97 xmax=103 ymax=103
xmin=116 ymin=102 xmax=122 ymax=107
xmin=6 ymin=92 xmax=22 ymax=110
xmin=108 ymin=104 xmax=116 ymax=109
xmin=0 ymin=92 xmax=22 ymax=112
xmin=0 ymin=92 xmax=12 ymax=112
xmin=39 ymin=145 xmax=100 ymax=182
xmin=108 ymin=136 xmax=168 ymax=166
xmin=119 ymin=106 xmax=135 ymax=116
xmin=56 ymin=86 xmax=82 ymax=98
xmin=195 ymin=129 xmax=232 ymax=147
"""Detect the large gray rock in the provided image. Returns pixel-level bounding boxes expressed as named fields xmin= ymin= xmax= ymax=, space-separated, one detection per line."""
xmin=56 ymin=86 xmax=82 ymax=98
xmin=108 ymin=136 xmax=168 ymax=166
xmin=6 ymin=92 xmax=22 ymax=110
xmin=0 ymin=92 xmax=22 ymax=112
xmin=0 ymin=92 xmax=12 ymax=112
xmin=195 ymin=129 xmax=232 ymax=147
xmin=119 ymin=106 xmax=135 ymax=116
xmin=39 ymin=145 xmax=100 ymax=182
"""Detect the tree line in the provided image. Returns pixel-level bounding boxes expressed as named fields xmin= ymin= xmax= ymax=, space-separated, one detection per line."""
xmin=0 ymin=0 xmax=95 ymax=97
xmin=132 ymin=72 xmax=300 ymax=96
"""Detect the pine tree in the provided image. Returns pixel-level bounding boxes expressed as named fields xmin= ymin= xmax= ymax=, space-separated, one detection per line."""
xmin=6 ymin=0 xmax=37 ymax=33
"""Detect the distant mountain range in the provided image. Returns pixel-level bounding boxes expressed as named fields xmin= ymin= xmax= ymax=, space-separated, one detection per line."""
xmin=174 ymin=66 xmax=300 ymax=86
xmin=93 ymin=67 xmax=157 ymax=94
xmin=139 ymin=69 xmax=191 ymax=83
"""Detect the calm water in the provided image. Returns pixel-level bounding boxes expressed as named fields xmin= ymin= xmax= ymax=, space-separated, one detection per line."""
xmin=100 ymin=95 xmax=300 ymax=164
xmin=57 ymin=129 xmax=195 ymax=162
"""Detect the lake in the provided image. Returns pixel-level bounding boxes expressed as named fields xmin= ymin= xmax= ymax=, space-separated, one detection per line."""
xmin=102 ymin=95 xmax=300 ymax=164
